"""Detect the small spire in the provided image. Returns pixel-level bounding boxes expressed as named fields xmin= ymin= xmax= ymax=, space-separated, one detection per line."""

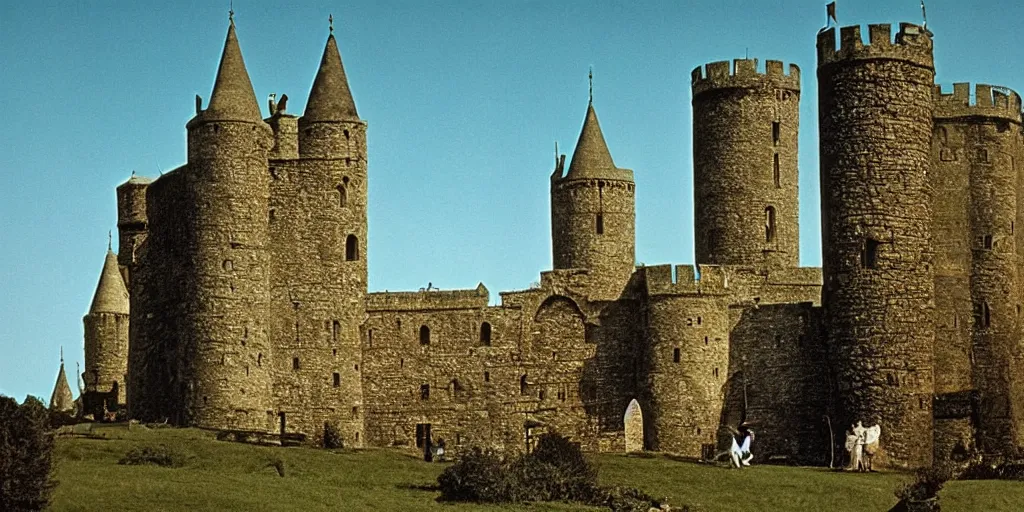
xmin=565 ymin=102 xmax=617 ymax=178
xmin=203 ymin=15 xmax=263 ymax=122
xmin=329 ymin=13 xmax=334 ymax=34
xmin=303 ymin=27 xmax=360 ymax=121
xmin=60 ymin=346 xmax=64 ymax=364
xmin=108 ymin=230 xmax=112 ymax=251
xmin=89 ymin=249 xmax=130 ymax=315
xmin=588 ymin=67 xmax=593 ymax=105
xmin=229 ymin=1 xmax=234 ymax=24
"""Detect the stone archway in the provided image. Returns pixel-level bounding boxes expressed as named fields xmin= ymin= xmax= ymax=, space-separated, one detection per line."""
xmin=624 ymin=399 xmax=643 ymax=452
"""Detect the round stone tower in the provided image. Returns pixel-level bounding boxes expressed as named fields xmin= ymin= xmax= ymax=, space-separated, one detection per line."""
xmin=933 ymin=83 xmax=1023 ymax=455
xmin=182 ymin=17 xmax=274 ymax=431
xmin=551 ymin=97 xmax=636 ymax=301
xmin=692 ymin=59 xmax=801 ymax=268
xmin=817 ymin=23 xmax=936 ymax=469
xmin=116 ymin=174 xmax=151 ymax=288
xmin=83 ymin=248 xmax=130 ymax=414
xmin=641 ymin=265 xmax=730 ymax=457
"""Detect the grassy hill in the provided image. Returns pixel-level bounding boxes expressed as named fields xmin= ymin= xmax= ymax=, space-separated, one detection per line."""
xmin=50 ymin=425 xmax=1023 ymax=511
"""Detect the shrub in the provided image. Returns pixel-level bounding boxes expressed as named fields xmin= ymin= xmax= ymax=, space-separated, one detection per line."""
xmin=0 ymin=395 xmax=57 ymax=512
xmin=960 ymin=456 xmax=1024 ymax=481
xmin=118 ymin=445 xmax=187 ymax=467
xmin=895 ymin=466 xmax=952 ymax=504
xmin=519 ymin=432 xmax=599 ymax=502
xmin=323 ymin=421 xmax=344 ymax=449
xmin=437 ymin=447 xmax=508 ymax=502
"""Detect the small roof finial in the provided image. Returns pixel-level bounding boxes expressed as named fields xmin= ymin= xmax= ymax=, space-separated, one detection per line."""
xmin=229 ymin=1 xmax=235 ymax=24
xmin=108 ymin=230 xmax=112 ymax=251
xmin=60 ymin=345 xmax=64 ymax=364
xmin=329 ymin=13 xmax=334 ymax=34
xmin=588 ymin=67 xmax=593 ymax=104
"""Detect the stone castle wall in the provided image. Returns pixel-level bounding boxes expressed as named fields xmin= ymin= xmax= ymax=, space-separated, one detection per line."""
xmin=692 ymin=59 xmax=801 ymax=268
xmin=817 ymin=23 xmax=937 ymax=469
xmin=83 ymin=312 xmax=128 ymax=404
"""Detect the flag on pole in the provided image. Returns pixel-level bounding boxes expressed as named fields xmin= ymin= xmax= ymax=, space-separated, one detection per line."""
xmin=827 ymin=2 xmax=837 ymax=26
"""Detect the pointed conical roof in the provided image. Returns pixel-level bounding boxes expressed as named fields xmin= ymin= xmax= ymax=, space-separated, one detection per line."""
xmin=89 ymin=250 xmax=129 ymax=315
xmin=565 ymin=103 xmax=618 ymax=179
xmin=303 ymin=34 xmax=359 ymax=122
xmin=50 ymin=360 xmax=75 ymax=413
xmin=203 ymin=20 xmax=263 ymax=122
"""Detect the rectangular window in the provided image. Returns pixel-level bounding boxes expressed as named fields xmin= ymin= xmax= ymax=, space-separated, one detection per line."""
xmin=773 ymin=154 xmax=781 ymax=188
xmin=420 ymin=384 xmax=430 ymax=400
xmin=596 ymin=214 xmax=604 ymax=235
xmin=673 ymin=348 xmax=681 ymax=363
xmin=983 ymin=235 xmax=993 ymax=249
xmin=333 ymin=372 xmax=340 ymax=387
xmin=772 ymin=121 xmax=780 ymax=145
xmin=862 ymin=239 xmax=880 ymax=269
xmin=292 ymin=357 xmax=300 ymax=370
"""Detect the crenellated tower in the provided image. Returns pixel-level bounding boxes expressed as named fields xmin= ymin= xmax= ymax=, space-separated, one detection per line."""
xmin=82 ymin=247 xmax=130 ymax=417
xmin=817 ymin=23 xmax=936 ymax=469
xmin=178 ymin=16 xmax=275 ymax=431
xmin=267 ymin=25 xmax=367 ymax=444
xmin=932 ymin=83 xmax=1024 ymax=456
xmin=551 ymin=92 xmax=636 ymax=301
xmin=692 ymin=59 xmax=801 ymax=268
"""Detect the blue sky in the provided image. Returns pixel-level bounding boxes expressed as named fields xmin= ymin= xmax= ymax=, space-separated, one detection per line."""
xmin=1 ymin=0 xmax=1021 ymax=401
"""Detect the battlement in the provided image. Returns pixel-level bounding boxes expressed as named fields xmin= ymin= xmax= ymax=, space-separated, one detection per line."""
xmin=643 ymin=264 xmax=730 ymax=296
xmin=934 ymin=83 xmax=1023 ymax=123
xmin=691 ymin=59 xmax=800 ymax=97
xmin=366 ymin=283 xmax=489 ymax=312
xmin=817 ymin=23 xmax=933 ymax=69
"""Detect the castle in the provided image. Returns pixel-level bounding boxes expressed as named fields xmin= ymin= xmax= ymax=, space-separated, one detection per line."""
xmin=66 ymin=11 xmax=1024 ymax=470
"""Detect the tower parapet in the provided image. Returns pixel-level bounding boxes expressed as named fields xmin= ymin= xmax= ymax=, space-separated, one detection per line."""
xmin=934 ymin=83 xmax=1023 ymax=122
xmin=116 ymin=174 xmax=151 ymax=287
xmin=692 ymin=58 xmax=801 ymax=268
xmin=817 ymin=22 xmax=936 ymax=469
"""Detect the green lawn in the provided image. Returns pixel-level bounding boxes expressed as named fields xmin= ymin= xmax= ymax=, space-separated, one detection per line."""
xmin=49 ymin=425 xmax=1023 ymax=511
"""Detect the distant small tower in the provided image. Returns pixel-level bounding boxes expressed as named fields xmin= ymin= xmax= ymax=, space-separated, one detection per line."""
xmin=49 ymin=349 xmax=75 ymax=413
xmin=82 ymin=246 xmax=129 ymax=416
xmin=932 ymin=83 xmax=1024 ymax=456
xmin=691 ymin=59 xmax=801 ymax=268
xmin=116 ymin=173 xmax=151 ymax=288
xmin=551 ymin=82 xmax=636 ymax=300
xmin=818 ymin=23 xmax=936 ymax=469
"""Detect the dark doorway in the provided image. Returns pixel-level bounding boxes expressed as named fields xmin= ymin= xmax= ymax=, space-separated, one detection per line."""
xmin=279 ymin=412 xmax=286 ymax=436
xmin=416 ymin=423 xmax=432 ymax=449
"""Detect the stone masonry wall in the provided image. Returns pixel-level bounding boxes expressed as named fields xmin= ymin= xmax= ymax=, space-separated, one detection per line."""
xmin=267 ymin=118 xmax=368 ymax=444
xmin=692 ymin=59 xmax=801 ymax=268
xmin=934 ymin=83 xmax=1024 ymax=453
xmin=116 ymin=178 xmax=150 ymax=288
xmin=83 ymin=312 xmax=128 ymax=405
xmin=817 ymin=23 xmax=936 ymax=469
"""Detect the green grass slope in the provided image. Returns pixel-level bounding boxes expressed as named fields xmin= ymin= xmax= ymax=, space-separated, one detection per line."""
xmin=49 ymin=425 xmax=1023 ymax=511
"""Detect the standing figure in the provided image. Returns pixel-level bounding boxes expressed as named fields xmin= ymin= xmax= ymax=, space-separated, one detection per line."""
xmin=861 ymin=424 xmax=882 ymax=471
xmin=729 ymin=424 xmax=755 ymax=468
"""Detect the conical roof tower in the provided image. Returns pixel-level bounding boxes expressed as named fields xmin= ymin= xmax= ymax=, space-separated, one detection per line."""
xmin=200 ymin=17 xmax=263 ymax=122
xmin=89 ymin=249 xmax=129 ymax=315
xmin=303 ymin=30 xmax=359 ymax=122
xmin=565 ymin=103 xmax=618 ymax=179
xmin=50 ymin=350 xmax=75 ymax=413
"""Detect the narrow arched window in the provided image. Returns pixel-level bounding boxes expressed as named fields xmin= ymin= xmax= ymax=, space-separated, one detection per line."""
xmin=346 ymin=235 xmax=359 ymax=261
xmin=596 ymin=214 xmax=604 ymax=235
xmin=773 ymin=154 xmax=781 ymax=188
xmin=337 ymin=184 xmax=347 ymax=207
xmin=480 ymin=322 xmax=492 ymax=346
xmin=419 ymin=325 xmax=430 ymax=345
xmin=765 ymin=206 xmax=776 ymax=243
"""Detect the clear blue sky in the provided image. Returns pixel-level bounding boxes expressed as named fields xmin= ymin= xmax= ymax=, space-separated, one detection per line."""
xmin=1 ymin=0 xmax=1021 ymax=402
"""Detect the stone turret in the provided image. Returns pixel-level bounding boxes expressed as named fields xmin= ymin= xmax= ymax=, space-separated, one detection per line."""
xmin=550 ymin=98 xmax=636 ymax=301
xmin=691 ymin=59 xmax=801 ymax=268
xmin=82 ymin=248 xmax=129 ymax=415
xmin=179 ymin=16 xmax=274 ymax=431
xmin=932 ymin=83 xmax=1024 ymax=457
xmin=268 ymin=27 xmax=367 ymax=443
xmin=50 ymin=352 xmax=75 ymax=413
xmin=116 ymin=174 xmax=151 ymax=288
xmin=817 ymin=23 xmax=936 ymax=469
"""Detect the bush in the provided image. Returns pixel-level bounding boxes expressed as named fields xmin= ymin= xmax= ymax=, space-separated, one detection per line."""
xmin=960 ymin=457 xmax=1024 ymax=481
xmin=437 ymin=447 xmax=508 ymax=502
xmin=895 ymin=466 xmax=952 ymax=504
xmin=0 ymin=395 xmax=56 ymax=512
xmin=323 ymin=422 xmax=344 ymax=449
xmin=118 ymin=445 xmax=187 ymax=467
xmin=437 ymin=432 xmax=665 ymax=511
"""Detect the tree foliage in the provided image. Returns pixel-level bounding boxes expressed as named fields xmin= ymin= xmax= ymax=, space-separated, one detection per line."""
xmin=0 ymin=395 xmax=56 ymax=511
